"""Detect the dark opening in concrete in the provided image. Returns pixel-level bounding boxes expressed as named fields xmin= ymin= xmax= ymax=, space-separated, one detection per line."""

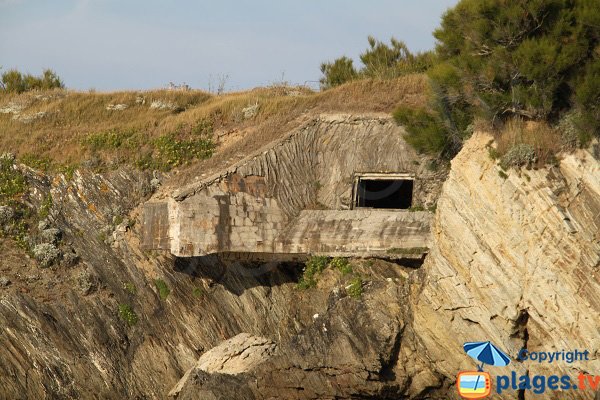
xmin=355 ymin=178 xmax=413 ymax=209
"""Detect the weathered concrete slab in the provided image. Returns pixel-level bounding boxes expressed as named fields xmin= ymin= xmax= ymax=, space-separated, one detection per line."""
xmin=141 ymin=202 xmax=170 ymax=250
xmin=170 ymin=184 xmax=287 ymax=257
xmin=274 ymin=210 xmax=431 ymax=257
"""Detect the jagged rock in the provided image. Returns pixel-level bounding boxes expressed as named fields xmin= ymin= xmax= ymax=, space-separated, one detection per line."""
xmin=242 ymin=103 xmax=259 ymax=119
xmin=150 ymin=100 xmax=177 ymax=110
xmin=0 ymin=276 xmax=11 ymax=287
xmin=106 ymin=103 xmax=128 ymax=111
xmin=61 ymin=249 xmax=79 ymax=268
xmin=407 ymin=133 xmax=600 ymax=397
xmin=170 ymin=333 xmax=276 ymax=398
xmin=175 ymin=370 xmax=256 ymax=400
xmin=0 ymin=121 xmax=597 ymax=400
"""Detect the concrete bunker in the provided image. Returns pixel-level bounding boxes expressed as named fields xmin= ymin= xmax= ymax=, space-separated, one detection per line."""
xmin=142 ymin=115 xmax=446 ymax=260
xmin=353 ymin=173 xmax=414 ymax=210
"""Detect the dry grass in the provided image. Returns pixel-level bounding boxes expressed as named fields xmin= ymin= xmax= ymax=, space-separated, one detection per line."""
xmin=495 ymin=118 xmax=562 ymax=167
xmin=0 ymin=74 xmax=427 ymax=173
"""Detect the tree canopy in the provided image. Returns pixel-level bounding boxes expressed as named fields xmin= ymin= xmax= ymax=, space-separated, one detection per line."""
xmin=394 ymin=0 xmax=600 ymax=156
xmin=433 ymin=0 xmax=599 ymax=130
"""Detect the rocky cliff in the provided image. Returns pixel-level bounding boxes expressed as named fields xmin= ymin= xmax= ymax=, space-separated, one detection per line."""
xmin=169 ymin=132 xmax=600 ymax=399
xmin=408 ymin=132 xmax=600 ymax=398
xmin=0 ymin=127 xmax=598 ymax=399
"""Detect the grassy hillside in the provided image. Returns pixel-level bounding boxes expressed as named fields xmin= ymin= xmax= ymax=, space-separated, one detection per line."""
xmin=0 ymin=75 xmax=427 ymax=175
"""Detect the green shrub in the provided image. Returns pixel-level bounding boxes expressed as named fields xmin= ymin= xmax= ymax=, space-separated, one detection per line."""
xmin=0 ymin=157 xmax=33 ymax=249
xmin=393 ymin=106 xmax=448 ymax=154
xmin=152 ymin=132 xmax=214 ymax=171
xmin=123 ymin=282 xmax=137 ymax=294
xmin=38 ymin=194 xmax=52 ymax=219
xmin=499 ymin=144 xmax=537 ymax=170
xmin=319 ymin=56 xmax=358 ymax=89
xmin=192 ymin=287 xmax=204 ymax=298
xmin=1 ymin=68 xmax=64 ymax=93
xmin=83 ymin=124 xmax=215 ymax=172
xmin=487 ymin=146 xmax=500 ymax=160
xmin=118 ymin=304 xmax=138 ymax=326
xmin=82 ymin=129 xmax=139 ymax=151
xmin=20 ymin=153 xmax=53 ymax=172
xmin=154 ymin=279 xmax=170 ymax=300
xmin=359 ymin=36 xmax=433 ymax=79
xmin=330 ymin=257 xmax=352 ymax=275
xmin=574 ymin=59 xmax=600 ymax=139
xmin=347 ymin=276 xmax=364 ymax=298
xmin=433 ymin=0 xmax=600 ymax=128
xmin=0 ymin=156 xmax=27 ymax=206
xmin=191 ymin=118 xmax=214 ymax=136
xmin=319 ymin=37 xmax=434 ymax=89
xmin=297 ymin=256 xmax=329 ymax=289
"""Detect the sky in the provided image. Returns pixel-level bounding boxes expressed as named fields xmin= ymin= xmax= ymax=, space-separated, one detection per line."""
xmin=0 ymin=0 xmax=458 ymax=92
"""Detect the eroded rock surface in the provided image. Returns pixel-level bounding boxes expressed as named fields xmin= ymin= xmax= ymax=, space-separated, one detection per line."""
xmin=0 ymin=126 xmax=598 ymax=400
xmin=170 ymin=333 xmax=276 ymax=398
xmin=406 ymin=133 xmax=600 ymax=398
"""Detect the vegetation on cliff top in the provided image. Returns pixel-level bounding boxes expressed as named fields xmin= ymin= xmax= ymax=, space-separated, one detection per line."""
xmin=321 ymin=0 xmax=600 ymax=164
xmin=319 ymin=37 xmax=433 ymax=89
xmin=1 ymin=68 xmax=64 ymax=94
xmin=0 ymin=75 xmax=426 ymax=175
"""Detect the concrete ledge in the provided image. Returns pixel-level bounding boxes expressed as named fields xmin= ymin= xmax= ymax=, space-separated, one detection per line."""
xmin=274 ymin=209 xmax=431 ymax=256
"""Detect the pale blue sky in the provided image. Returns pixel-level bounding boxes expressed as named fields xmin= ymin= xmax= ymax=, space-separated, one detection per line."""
xmin=0 ymin=0 xmax=458 ymax=91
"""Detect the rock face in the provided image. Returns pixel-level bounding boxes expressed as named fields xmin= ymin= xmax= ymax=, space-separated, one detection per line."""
xmin=0 ymin=123 xmax=598 ymax=399
xmin=169 ymin=261 xmax=423 ymax=400
xmin=169 ymin=132 xmax=600 ymax=399
xmin=169 ymin=333 xmax=276 ymax=398
xmin=407 ymin=133 xmax=600 ymax=398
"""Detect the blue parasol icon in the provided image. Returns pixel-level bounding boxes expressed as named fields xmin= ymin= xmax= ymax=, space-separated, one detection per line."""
xmin=463 ymin=341 xmax=511 ymax=371
xmin=463 ymin=341 xmax=511 ymax=393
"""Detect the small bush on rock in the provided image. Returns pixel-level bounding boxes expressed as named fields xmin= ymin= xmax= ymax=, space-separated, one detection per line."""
xmin=330 ymin=257 xmax=352 ymax=275
xmin=154 ymin=279 xmax=170 ymax=300
xmin=33 ymin=242 xmax=61 ymax=268
xmin=39 ymin=228 xmax=61 ymax=244
xmin=118 ymin=304 xmax=138 ymax=326
xmin=297 ymin=256 xmax=329 ymax=289
xmin=500 ymin=144 xmax=537 ymax=170
xmin=347 ymin=276 xmax=364 ymax=298
xmin=0 ymin=205 xmax=14 ymax=224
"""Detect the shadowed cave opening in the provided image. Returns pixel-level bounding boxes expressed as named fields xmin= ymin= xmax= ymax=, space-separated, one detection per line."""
xmin=355 ymin=178 xmax=413 ymax=209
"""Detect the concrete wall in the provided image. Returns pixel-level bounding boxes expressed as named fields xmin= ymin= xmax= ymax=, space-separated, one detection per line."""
xmin=169 ymin=179 xmax=286 ymax=257
xmin=142 ymin=114 xmax=444 ymax=258
xmin=274 ymin=210 xmax=432 ymax=257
